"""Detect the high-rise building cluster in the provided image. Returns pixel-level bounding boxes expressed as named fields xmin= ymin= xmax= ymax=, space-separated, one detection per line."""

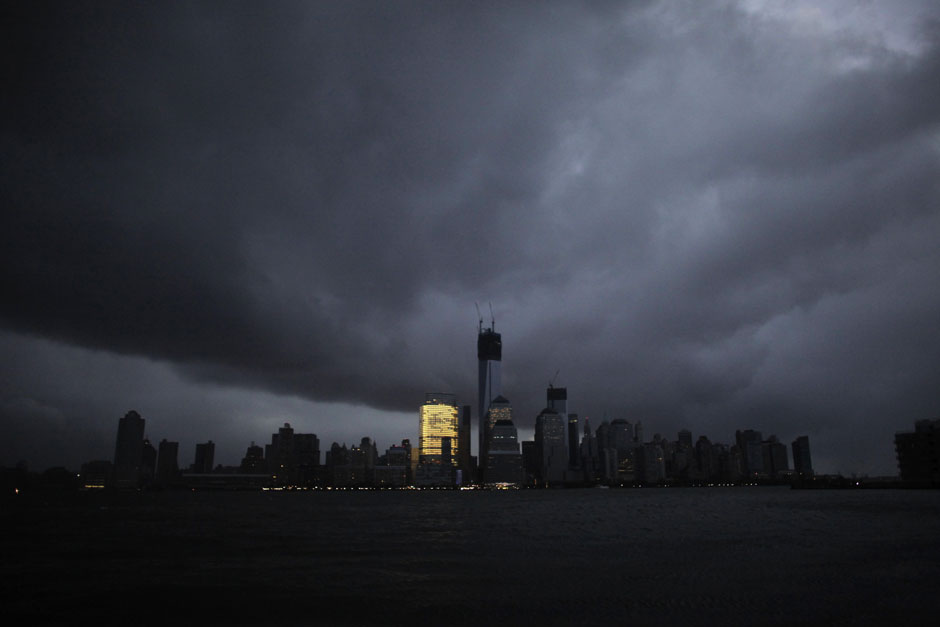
xmin=78 ymin=320 xmax=831 ymax=490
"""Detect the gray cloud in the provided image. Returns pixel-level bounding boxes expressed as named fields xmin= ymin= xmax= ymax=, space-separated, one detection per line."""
xmin=2 ymin=1 xmax=938 ymax=474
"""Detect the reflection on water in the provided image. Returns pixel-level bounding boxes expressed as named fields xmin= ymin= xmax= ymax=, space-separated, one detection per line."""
xmin=3 ymin=488 xmax=939 ymax=625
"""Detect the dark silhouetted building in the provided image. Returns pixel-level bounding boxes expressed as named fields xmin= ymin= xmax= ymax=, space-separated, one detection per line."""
xmin=80 ymin=460 xmax=112 ymax=489
xmin=610 ymin=419 xmax=634 ymax=482
xmin=477 ymin=320 xmax=502 ymax=479
xmin=240 ymin=442 xmax=265 ymax=473
xmin=736 ymin=429 xmax=764 ymax=478
xmin=485 ymin=419 xmax=523 ymax=486
xmin=193 ymin=440 xmax=215 ymax=473
xmin=792 ymin=435 xmax=814 ymax=476
xmin=113 ymin=410 xmax=145 ymax=489
xmin=141 ymin=439 xmax=157 ymax=487
xmin=458 ymin=404 xmax=472 ymax=483
xmin=481 ymin=395 xmax=511 ymax=483
xmin=266 ymin=423 xmax=319 ymax=487
xmin=535 ymin=407 xmax=566 ymax=486
xmin=895 ymin=419 xmax=940 ymax=484
xmin=156 ymin=439 xmax=180 ymax=487
xmin=375 ymin=444 xmax=409 ymax=487
xmin=636 ymin=442 xmax=665 ymax=484
xmin=579 ymin=417 xmax=599 ymax=483
xmin=761 ymin=435 xmax=789 ymax=479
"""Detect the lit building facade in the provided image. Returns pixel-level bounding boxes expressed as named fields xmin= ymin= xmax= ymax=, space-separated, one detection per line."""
xmin=420 ymin=393 xmax=460 ymax=463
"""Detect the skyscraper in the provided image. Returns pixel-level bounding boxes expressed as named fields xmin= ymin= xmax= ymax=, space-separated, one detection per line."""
xmin=113 ymin=410 xmax=145 ymax=489
xmin=419 ymin=393 xmax=461 ymax=464
xmin=485 ymin=418 xmax=524 ymax=485
xmin=193 ymin=441 xmax=215 ymax=474
xmin=535 ymin=407 xmax=567 ymax=486
xmin=792 ymin=435 xmax=814 ymax=476
xmin=567 ymin=413 xmax=580 ymax=470
xmin=547 ymin=385 xmax=577 ymax=469
xmin=481 ymin=395 xmax=512 ymax=482
xmin=736 ymin=429 xmax=764 ymax=477
xmin=477 ymin=319 xmax=502 ymax=476
xmin=547 ymin=385 xmax=567 ymax=419
xmin=156 ymin=439 xmax=180 ymax=487
xmin=458 ymin=404 xmax=472 ymax=483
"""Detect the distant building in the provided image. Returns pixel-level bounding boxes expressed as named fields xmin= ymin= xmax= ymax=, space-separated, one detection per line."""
xmin=580 ymin=418 xmax=599 ymax=483
xmin=266 ymin=423 xmax=320 ymax=487
xmin=80 ymin=460 xmax=112 ymax=489
xmin=535 ymin=407 xmax=566 ymax=486
xmin=477 ymin=395 xmax=510 ymax=481
xmin=636 ymin=442 xmax=665 ymax=484
xmin=761 ymin=436 xmax=789 ymax=479
xmin=895 ymin=419 xmax=940 ymax=484
xmin=791 ymin=436 xmax=814 ymax=476
xmin=113 ymin=410 xmax=145 ymax=489
xmin=478 ymin=321 xmax=502 ymax=479
xmin=610 ymin=419 xmax=634 ymax=482
xmin=485 ymin=419 xmax=524 ymax=486
xmin=141 ymin=439 xmax=157 ymax=487
xmin=521 ymin=440 xmax=538 ymax=486
xmin=193 ymin=441 xmax=215 ymax=474
xmin=240 ymin=442 xmax=265 ymax=473
xmin=458 ymin=405 xmax=473 ymax=483
xmin=420 ymin=394 xmax=461 ymax=465
xmin=736 ymin=429 xmax=764 ymax=478
xmin=156 ymin=439 xmax=180 ymax=487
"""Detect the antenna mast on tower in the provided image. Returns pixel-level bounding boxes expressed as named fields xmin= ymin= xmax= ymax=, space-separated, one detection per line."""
xmin=475 ymin=302 xmax=483 ymax=332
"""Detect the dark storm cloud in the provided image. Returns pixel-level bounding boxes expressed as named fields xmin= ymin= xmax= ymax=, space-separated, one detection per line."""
xmin=2 ymin=1 xmax=939 ymax=473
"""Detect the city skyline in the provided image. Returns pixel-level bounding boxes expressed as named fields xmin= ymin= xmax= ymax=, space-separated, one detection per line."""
xmin=3 ymin=2 xmax=939 ymax=476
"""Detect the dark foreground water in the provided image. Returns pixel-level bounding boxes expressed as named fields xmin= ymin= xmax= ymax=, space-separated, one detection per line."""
xmin=3 ymin=487 xmax=939 ymax=626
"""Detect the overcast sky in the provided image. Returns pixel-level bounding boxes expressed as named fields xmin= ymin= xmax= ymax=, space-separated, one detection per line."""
xmin=3 ymin=1 xmax=938 ymax=476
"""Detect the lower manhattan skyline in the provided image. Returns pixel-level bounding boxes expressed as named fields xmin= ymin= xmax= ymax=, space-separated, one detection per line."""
xmin=3 ymin=1 xmax=940 ymax=477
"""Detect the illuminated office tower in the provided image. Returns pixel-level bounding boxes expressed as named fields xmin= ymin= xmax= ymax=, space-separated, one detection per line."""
xmin=419 ymin=393 xmax=461 ymax=464
xmin=477 ymin=319 xmax=502 ymax=477
xmin=113 ymin=410 xmax=145 ymax=489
